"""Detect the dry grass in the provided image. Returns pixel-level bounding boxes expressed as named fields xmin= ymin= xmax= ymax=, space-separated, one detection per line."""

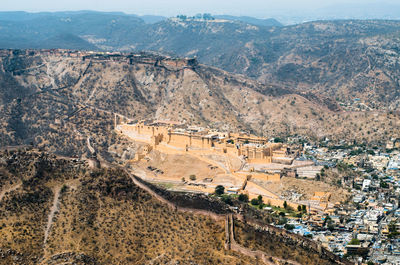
xmin=0 ymin=150 xmax=256 ymax=264
xmin=233 ymin=220 xmax=336 ymax=265
xmin=265 ymin=176 xmax=350 ymax=203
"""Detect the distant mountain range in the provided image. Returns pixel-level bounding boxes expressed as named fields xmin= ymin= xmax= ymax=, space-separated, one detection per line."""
xmin=214 ymin=15 xmax=282 ymax=27
xmin=1 ymin=11 xmax=400 ymax=109
xmin=0 ymin=11 xmax=281 ymax=49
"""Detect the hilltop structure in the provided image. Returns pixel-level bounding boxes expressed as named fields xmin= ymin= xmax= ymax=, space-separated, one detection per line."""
xmin=119 ymin=120 xmax=290 ymax=165
xmin=117 ymin=121 xmax=337 ymax=213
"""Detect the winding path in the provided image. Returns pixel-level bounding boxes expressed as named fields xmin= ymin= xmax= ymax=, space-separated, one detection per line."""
xmin=87 ymin=137 xmax=95 ymax=154
xmin=44 ymin=187 xmax=61 ymax=245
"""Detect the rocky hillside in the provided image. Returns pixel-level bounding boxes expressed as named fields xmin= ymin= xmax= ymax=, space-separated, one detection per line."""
xmin=0 ymin=149 xmax=244 ymax=264
xmin=0 ymin=50 xmax=399 ymax=158
xmin=0 ymin=149 xmax=350 ymax=264
xmin=132 ymin=19 xmax=400 ymax=110
xmin=1 ymin=13 xmax=399 ymax=109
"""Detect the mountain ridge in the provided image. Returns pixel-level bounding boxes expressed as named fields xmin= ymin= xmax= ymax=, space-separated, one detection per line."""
xmin=0 ymin=49 xmax=399 ymax=159
xmin=0 ymin=13 xmax=398 ymax=108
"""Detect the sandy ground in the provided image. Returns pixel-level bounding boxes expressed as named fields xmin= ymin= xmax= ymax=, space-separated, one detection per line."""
xmin=212 ymin=174 xmax=243 ymax=187
xmin=130 ymin=148 xmax=247 ymax=192
xmin=265 ymin=177 xmax=350 ymax=203
xmin=245 ymin=181 xmax=279 ymax=199
xmin=136 ymin=151 xmax=224 ymax=181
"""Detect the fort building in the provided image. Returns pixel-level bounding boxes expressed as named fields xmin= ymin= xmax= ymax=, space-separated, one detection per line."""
xmin=119 ymin=120 xmax=291 ymax=165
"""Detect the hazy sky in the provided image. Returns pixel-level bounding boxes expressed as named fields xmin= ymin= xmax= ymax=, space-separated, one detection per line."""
xmin=1 ymin=0 xmax=399 ymax=17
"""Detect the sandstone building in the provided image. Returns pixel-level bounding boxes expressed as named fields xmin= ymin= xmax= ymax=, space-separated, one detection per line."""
xmin=120 ymin=120 xmax=289 ymax=164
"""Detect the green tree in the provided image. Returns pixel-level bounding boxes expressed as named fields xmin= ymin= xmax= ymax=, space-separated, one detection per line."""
xmin=222 ymin=196 xmax=233 ymax=205
xmin=388 ymin=221 xmax=400 ymax=238
xmin=257 ymin=195 xmax=263 ymax=205
xmin=297 ymin=205 xmax=302 ymax=212
xmin=349 ymin=238 xmax=360 ymax=245
xmin=302 ymin=205 xmax=307 ymax=213
xmin=215 ymin=185 xmax=224 ymax=195
xmin=278 ymin=217 xmax=288 ymax=225
xmin=389 ymin=221 xmax=397 ymax=233
xmin=328 ymin=222 xmax=335 ymax=232
xmin=380 ymin=181 xmax=389 ymax=189
xmin=284 ymin=224 xmax=295 ymax=230
xmin=323 ymin=216 xmax=332 ymax=227
xmin=238 ymin=194 xmax=249 ymax=203
xmin=283 ymin=201 xmax=288 ymax=209
xmin=251 ymin=198 xmax=260 ymax=205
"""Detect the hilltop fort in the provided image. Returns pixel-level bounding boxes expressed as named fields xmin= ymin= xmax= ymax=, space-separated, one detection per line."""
xmin=119 ymin=120 xmax=291 ymax=165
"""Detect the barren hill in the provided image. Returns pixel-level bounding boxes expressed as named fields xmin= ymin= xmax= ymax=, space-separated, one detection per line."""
xmin=0 ymin=50 xmax=399 ymax=158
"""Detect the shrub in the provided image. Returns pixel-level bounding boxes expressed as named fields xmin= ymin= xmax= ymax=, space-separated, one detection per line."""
xmin=60 ymin=184 xmax=68 ymax=193
xmin=278 ymin=217 xmax=287 ymax=225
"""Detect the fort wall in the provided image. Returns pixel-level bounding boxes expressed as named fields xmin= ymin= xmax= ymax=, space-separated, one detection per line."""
xmin=235 ymin=172 xmax=281 ymax=182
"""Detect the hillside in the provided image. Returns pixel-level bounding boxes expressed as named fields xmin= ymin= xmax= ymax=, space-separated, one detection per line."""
xmin=0 ymin=13 xmax=399 ymax=109
xmin=0 ymin=149 xmax=350 ymax=264
xmin=133 ymin=19 xmax=400 ymax=110
xmin=0 ymin=50 xmax=399 ymax=158
xmin=0 ymin=149 xmax=247 ymax=264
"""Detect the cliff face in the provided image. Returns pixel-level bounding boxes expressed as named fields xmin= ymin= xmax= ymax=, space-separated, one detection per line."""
xmin=0 ymin=50 xmax=399 ymax=157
